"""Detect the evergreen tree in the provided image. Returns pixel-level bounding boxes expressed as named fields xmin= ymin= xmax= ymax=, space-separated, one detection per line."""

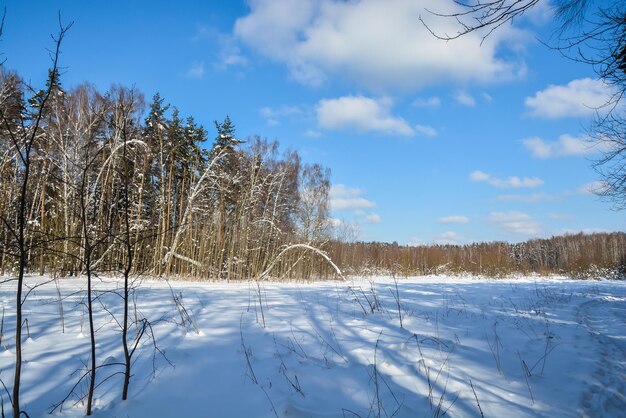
xmin=211 ymin=115 xmax=243 ymax=213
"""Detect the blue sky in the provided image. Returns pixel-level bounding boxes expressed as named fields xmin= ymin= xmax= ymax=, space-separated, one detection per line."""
xmin=4 ymin=0 xmax=624 ymax=244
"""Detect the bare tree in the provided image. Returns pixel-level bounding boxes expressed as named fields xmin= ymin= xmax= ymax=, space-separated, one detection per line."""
xmin=105 ymin=86 xmax=148 ymax=401
xmin=593 ymin=112 xmax=626 ymax=208
xmin=0 ymin=16 xmax=72 ymax=417
xmin=71 ymin=86 xmax=108 ymax=416
xmin=297 ymin=163 xmax=331 ymax=244
xmin=79 ymin=121 xmax=99 ymax=417
xmin=565 ymin=6 xmax=626 ymax=207
xmin=420 ymin=0 xmax=589 ymax=41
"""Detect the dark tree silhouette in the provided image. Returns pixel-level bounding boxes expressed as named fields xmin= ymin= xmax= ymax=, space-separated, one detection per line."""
xmin=0 ymin=15 xmax=72 ymax=418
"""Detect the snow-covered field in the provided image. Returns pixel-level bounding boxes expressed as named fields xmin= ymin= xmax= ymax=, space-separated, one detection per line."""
xmin=0 ymin=275 xmax=624 ymax=418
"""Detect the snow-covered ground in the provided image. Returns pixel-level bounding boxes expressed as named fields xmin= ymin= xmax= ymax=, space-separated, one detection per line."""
xmin=0 ymin=275 xmax=624 ymax=418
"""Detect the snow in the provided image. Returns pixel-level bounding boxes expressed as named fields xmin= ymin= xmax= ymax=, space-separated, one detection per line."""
xmin=0 ymin=275 xmax=624 ymax=417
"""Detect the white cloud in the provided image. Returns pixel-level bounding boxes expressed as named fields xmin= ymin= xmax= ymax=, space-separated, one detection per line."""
xmin=260 ymin=104 xmax=309 ymax=126
xmin=185 ymin=62 xmax=205 ymax=79
xmin=470 ymin=170 xmax=544 ymax=189
xmin=192 ymin=25 xmax=214 ymax=42
xmin=469 ymin=170 xmax=490 ymax=182
xmin=497 ymin=193 xmax=558 ymax=203
xmin=454 ymin=91 xmax=476 ymax=107
xmin=521 ymin=0 xmax=554 ymax=25
xmin=437 ymin=215 xmax=469 ymax=224
xmin=330 ymin=184 xmax=376 ymax=210
xmin=548 ymin=212 xmax=574 ymax=221
xmin=331 ymin=197 xmax=375 ymax=210
xmin=317 ymin=95 xmax=414 ymax=136
xmin=414 ymin=124 xmax=437 ymax=137
xmin=220 ymin=48 xmax=247 ymax=68
xmin=260 ymin=105 xmax=304 ymax=118
xmin=525 ymin=78 xmax=613 ymax=119
xmin=215 ymin=35 xmax=248 ymax=69
xmin=330 ymin=184 xmax=362 ymax=198
xmin=522 ymin=137 xmax=553 ymax=158
xmin=412 ymin=96 xmax=441 ymax=108
xmin=191 ymin=28 xmax=247 ymax=70
xmin=490 ymin=211 xmax=541 ymax=235
xmin=329 ymin=186 xmax=380 ymax=235
xmin=577 ymin=180 xmax=609 ymax=196
xmin=523 ymin=134 xmax=608 ymax=159
xmin=434 ymin=231 xmax=465 ymax=245
xmin=363 ymin=212 xmax=382 ymax=223
xmin=234 ymin=0 xmax=523 ymax=90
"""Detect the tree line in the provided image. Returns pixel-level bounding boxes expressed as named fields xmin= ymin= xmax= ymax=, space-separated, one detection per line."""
xmin=326 ymin=232 xmax=626 ymax=278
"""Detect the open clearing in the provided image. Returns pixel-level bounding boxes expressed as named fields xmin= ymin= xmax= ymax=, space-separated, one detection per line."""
xmin=0 ymin=275 xmax=624 ymax=417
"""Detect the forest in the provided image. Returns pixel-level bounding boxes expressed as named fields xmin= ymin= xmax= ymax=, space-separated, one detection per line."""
xmin=1 ymin=69 xmax=625 ymax=282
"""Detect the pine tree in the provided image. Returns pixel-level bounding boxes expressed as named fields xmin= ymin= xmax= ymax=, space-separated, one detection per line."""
xmin=211 ymin=115 xmax=243 ymax=212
